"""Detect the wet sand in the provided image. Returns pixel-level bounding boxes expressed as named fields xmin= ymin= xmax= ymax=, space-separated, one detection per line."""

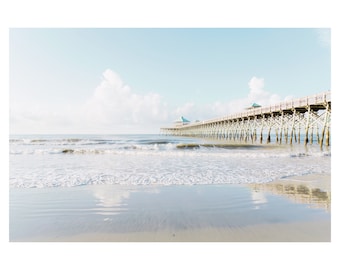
xmin=49 ymin=220 xmax=330 ymax=242
xmin=9 ymin=174 xmax=331 ymax=242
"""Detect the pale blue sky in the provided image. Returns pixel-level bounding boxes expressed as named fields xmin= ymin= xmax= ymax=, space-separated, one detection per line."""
xmin=10 ymin=28 xmax=330 ymax=134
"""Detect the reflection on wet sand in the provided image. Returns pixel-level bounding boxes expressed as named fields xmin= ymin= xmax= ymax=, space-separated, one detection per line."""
xmin=9 ymin=180 xmax=331 ymax=241
xmin=93 ymin=186 xmax=131 ymax=207
xmin=92 ymin=185 xmax=132 ymax=215
xmin=251 ymin=189 xmax=267 ymax=210
xmin=91 ymin=185 xmax=161 ymax=215
xmin=249 ymin=175 xmax=331 ymax=211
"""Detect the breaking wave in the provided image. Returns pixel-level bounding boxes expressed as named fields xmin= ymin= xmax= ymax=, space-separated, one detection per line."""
xmin=9 ymin=134 xmax=331 ymax=188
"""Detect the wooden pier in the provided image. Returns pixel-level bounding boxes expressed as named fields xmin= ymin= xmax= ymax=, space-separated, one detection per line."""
xmin=161 ymin=91 xmax=331 ymax=147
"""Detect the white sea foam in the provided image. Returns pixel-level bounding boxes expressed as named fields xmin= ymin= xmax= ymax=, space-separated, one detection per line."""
xmin=9 ymin=134 xmax=331 ymax=188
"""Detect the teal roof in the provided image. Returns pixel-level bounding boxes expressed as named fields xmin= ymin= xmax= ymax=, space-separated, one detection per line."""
xmin=175 ymin=116 xmax=190 ymax=123
xmin=180 ymin=116 xmax=190 ymax=122
xmin=251 ymin=103 xmax=261 ymax=107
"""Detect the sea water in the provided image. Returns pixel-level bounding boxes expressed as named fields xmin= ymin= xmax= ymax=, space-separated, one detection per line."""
xmin=9 ymin=134 xmax=331 ymax=188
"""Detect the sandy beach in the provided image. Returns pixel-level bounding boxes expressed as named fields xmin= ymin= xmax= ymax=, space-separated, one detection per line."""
xmin=9 ymin=173 xmax=331 ymax=242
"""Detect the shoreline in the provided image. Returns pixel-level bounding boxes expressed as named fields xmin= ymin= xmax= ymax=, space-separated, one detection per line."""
xmin=10 ymin=174 xmax=331 ymax=242
xmin=10 ymin=173 xmax=331 ymax=242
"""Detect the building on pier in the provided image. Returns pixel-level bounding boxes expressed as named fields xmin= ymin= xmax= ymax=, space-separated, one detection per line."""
xmin=246 ymin=102 xmax=262 ymax=110
xmin=174 ymin=116 xmax=191 ymax=127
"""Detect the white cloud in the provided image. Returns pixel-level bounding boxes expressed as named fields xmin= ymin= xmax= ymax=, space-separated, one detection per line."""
xmin=172 ymin=76 xmax=284 ymax=121
xmin=247 ymin=76 xmax=281 ymax=107
xmin=220 ymin=76 xmax=282 ymax=114
xmin=10 ymin=104 xmax=74 ymax=134
xmin=10 ymin=69 xmax=170 ymax=134
xmin=81 ymin=69 xmax=168 ymax=129
xmin=248 ymin=76 xmax=265 ymax=95
xmin=173 ymin=102 xmax=195 ymax=118
xmin=10 ymin=72 xmax=288 ymax=134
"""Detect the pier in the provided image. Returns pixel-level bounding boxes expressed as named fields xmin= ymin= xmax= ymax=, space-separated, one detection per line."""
xmin=161 ymin=91 xmax=331 ymax=147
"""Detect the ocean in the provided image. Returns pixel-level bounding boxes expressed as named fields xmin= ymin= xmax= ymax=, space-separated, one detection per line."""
xmin=9 ymin=134 xmax=331 ymax=188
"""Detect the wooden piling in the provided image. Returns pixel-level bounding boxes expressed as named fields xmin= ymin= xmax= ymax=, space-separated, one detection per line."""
xmin=304 ymin=106 xmax=311 ymax=145
xmin=290 ymin=110 xmax=296 ymax=145
xmin=320 ymin=103 xmax=330 ymax=148
xmin=310 ymin=125 xmax=313 ymax=144
xmin=267 ymin=127 xmax=271 ymax=143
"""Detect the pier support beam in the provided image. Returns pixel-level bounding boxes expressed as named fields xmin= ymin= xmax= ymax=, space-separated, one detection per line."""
xmin=304 ymin=106 xmax=311 ymax=145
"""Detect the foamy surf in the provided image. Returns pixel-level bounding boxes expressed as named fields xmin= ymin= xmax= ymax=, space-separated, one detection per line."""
xmin=9 ymin=134 xmax=331 ymax=188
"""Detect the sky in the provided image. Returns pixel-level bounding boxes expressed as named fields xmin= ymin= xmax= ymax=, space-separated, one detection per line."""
xmin=9 ymin=28 xmax=331 ymax=134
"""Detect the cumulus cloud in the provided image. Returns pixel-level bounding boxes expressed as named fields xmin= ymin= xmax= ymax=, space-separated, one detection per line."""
xmin=214 ymin=76 xmax=283 ymax=115
xmin=10 ymin=71 xmax=288 ymax=134
xmin=173 ymin=76 xmax=284 ymax=121
xmin=247 ymin=76 xmax=281 ymax=107
xmin=10 ymin=69 xmax=170 ymax=134
xmin=80 ymin=69 xmax=168 ymax=131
